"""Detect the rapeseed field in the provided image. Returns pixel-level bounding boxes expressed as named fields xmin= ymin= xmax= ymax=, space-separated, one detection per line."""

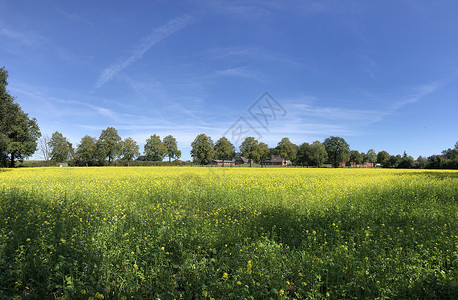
xmin=0 ymin=167 xmax=456 ymax=299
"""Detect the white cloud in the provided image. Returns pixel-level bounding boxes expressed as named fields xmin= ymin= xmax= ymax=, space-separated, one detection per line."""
xmin=95 ymin=15 xmax=194 ymax=88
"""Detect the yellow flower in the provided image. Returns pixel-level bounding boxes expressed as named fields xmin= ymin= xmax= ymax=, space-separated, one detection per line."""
xmin=222 ymin=272 xmax=228 ymax=279
xmin=202 ymin=291 xmax=208 ymax=297
xmin=279 ymin=289 xmax=285 ymax=295
xmin=237 ymin=281 xmax=241 ymax=285
xmin=26 ymin=238 xmax=30 ymax=242
xmin=134 ymin=263 xmax=138 ymax=270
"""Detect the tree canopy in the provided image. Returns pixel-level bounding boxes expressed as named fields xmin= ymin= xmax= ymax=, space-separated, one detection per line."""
xmin=49 ymin=131 xmax=73 ymax=162
xmin=0 ymin=67 xmax=41 ymax=167
xmin=191 ymin=134 xmax=214 ymax=165
xmin=214 ymin=137 xmax=235 ymax=163
xmin=323 ymin=136 xmax=350 ymax=168
xmin=97 ymin=127 xmax=122 ymax=164
xmin=144 ymin=134 xmax=167 ymax=161
xmin=163 ymin=135 xmax=181 ymax=163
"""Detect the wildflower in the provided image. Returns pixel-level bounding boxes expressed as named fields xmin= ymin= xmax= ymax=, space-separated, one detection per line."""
xmin=134 ymin=263 xmax=138 ymax=270
xmin=202 ymin=291 xmax=208 ymax=297
xmin=222 ymin=272 xmax=228 ymax=279
xmin=237 ymin=281 xmax=241 ymax=285
xmin=279 ymin=289 xmax=285 ymax=295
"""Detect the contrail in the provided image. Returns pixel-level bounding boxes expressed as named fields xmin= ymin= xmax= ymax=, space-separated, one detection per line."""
xmin=95 ymin=15 xmax=194 ymax=88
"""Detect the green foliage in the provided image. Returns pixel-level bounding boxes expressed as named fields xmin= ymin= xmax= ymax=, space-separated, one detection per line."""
xmin=258 ymin=142 xmax=270 ymax=164
xmin=97 ymin=127 xmax=122 ymax=164
xmin=163 ymin=135 xmax=181 ymax=163
xmin=297 ymin=141 xmax=327 ymax=167
xmin=76 ymin=135 xmax=98 ymax=166
xmin=214 ymin=137 xmax=235 ymax=162
xmin=377 ymin=150 xmax=390 ymax=166
xmin=366 ymin=149 xmax=376 ymax=163
xmin=275 ymin=137 xmax=297 ymax=162
xmin=121 ymin=137 xmax=140 ymax=164
xmin=239 ymin=137 xmax=260 ymax=166
xmin=144 ymin=134 xmax=167 ymax=161
xmin=0 ymin=67 xmax=41 ymax=167
xmin=323 ymin=136 xmax=350 ymax=168
xmin=190 ymin=133 xmax=215 ymax=165
xmin=49 ymin=131 xmax=73 ymax=162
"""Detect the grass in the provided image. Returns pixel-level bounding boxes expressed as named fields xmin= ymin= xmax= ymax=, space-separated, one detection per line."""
xmin=0 ymin=167 xmax=457 ymax=299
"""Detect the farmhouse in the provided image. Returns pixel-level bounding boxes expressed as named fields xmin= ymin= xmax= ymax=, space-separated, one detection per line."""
xmin=211 ymin=160 xmax=235 ymax=166
xmin=340 ymin=162 xmax=375 ymax=168
xmin=261 ymin=155 xmax=292 ymax=166
xmin=235 ymin=156 xmax=249 ymax=165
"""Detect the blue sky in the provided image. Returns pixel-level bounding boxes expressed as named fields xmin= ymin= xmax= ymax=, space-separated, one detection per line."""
xmin=1 ymin=0 xmax=457 ymax=160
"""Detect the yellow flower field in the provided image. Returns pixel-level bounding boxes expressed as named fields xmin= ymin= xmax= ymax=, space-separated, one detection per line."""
xmin=0 ymin=167 xmax=457 ymax=299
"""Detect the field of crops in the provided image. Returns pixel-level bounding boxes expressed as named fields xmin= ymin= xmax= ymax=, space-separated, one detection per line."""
xmin=0 ymin=167 xmax=456 ymax=299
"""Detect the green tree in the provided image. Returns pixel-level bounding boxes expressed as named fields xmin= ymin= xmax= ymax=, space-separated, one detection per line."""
xmin=214 ymin=137 xmax=235 ymax=166
xmin=122 ymin=137 xmax=140 ymax=166
xmin=309 ymin=141 xmax=328 ymax=167
xmin=49 ymin=131 xmax=73 ymax=162
xmin=366 ymin=149 xmax=377 ymax=163
xmin=239 ymin=137 xmax=260 ymax=167
xmin=5 ymin=109 xmax=41 ymax=167
xmin=144 ymin=134 xmax=166 ymax=161
xmin=276 ymin=137 xmax=297 ymax=162
xmin=349 ymin=150 xmax=361 ymax=164
xmin=0 ymin=67 xmax=41 ymax=167
xmin=323 ymin=136 xmax=350 ymax=168
xmin=398 ymin=151 xmax=414 ymax=169
xmin=97 ymin=127 xmax=122 ymax=164
xmin=377 ymin=150 xmax=390 ymax=167
xmin=296 ymin=142 xmax=311 ymax=167
xmin=190 ymin=133 xmax=215 ymax=165
xmin=258 ymin=142 xmax=270 ymax=166
xmin=76 ymin=135 xmax=97 ymax=166
xmin=163 ymin=135 xmax=181 ymax=163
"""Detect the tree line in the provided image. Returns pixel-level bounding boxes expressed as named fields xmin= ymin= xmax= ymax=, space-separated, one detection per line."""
xmin=1 ymin=66 xmax=457 ymax=169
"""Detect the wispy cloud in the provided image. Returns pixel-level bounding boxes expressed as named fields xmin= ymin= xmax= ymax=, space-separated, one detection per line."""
xmin=215 ymin=67 xmax=258 ymax=79
xmin=390 ymin=80 xmax=445 ymax=111
xmin=95 ymin=15 xmax=194 ymax=88
xmin=0 ymin=28 xmax=45 ymax=46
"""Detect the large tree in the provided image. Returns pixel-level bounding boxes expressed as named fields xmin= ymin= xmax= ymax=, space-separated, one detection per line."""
xmin=214 ymin=137 xmax=235 ymax=165
xmin=163 ymin=135 xmax=181 ymax=163
xmin=191 ymin=134 xmax=215 ymax=165
xmin=0 ymin=67 xmax=41 ymax=167
xmin=122 ymin=137 xmax=140 ymax=165
xmin=258 ymin=142 xmax=270 ymax=166
xmin=309 ymin=141 xmax=328 ymax=167
xmin=239 ymin=137 xmax=260 ymax=167
xmin=144 ymin=134 xmax=167 ymax=161
xmin=323 ymin=136 xmax=350 ymax=168
xmin=49 ymin=131 xmax=73 ymax=162
xmin=275 ymin=137 xmax=297 ymax=162
xmin=296 ymin=142 xmax=311 ymax=167
xmin=366 ymin=149 xmax=377 ymax=164
xmin=76 ymin=135 xmax=97 ymax=166
xmin=377 ymin=150 xmax=390 ymax=167
xmin=349 ymin=150 xmax=363 ymax=164
xmin=97 ymin=127 xmax=122 ymax=164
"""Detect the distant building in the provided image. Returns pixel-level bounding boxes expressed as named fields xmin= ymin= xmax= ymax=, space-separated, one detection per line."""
xmin=211 ymin=160 xmax=235 ymax=166
xmin=235 ymin=156 xmax=249 ymax=165
xmin=261 ymin=155 xmax=292 ymax=166
xmin=340 ymin=162 xmax=375 ymax=168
